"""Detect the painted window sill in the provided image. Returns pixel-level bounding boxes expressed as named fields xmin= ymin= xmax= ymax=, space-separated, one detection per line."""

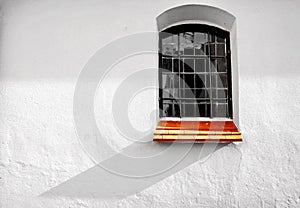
xmin=153 ymin=120 xmax=242 ymax=143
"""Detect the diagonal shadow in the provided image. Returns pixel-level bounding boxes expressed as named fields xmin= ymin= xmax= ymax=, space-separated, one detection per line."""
xmin=40 ymin=142 xmax=227 ymax=199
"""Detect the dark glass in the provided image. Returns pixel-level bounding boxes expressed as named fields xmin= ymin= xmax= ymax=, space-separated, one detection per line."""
xmin=195 ymin=59 xmax=206 ymax=72
xmin=217 ymin=36 xmax=225 ymax=43
xmin=184 ymin=59 xmax=194 ymax=72
xmin=173 ymin=59 xmax=179 ymax=72
xmin=183 ymin=74 xmax=194 ymax=88
xmin=195 ymin=89 xmax=209 ymax=99
xmin=219 ymin=73 xmax=228 ymax=88
xmin=210 ymin=44 xmax=216 ymax=56
xmin=217 ymin=44 xmax=225 ymax=56
xmin=217 ymin=58 xmax=226 ymax=72
xmin=162 ymin=58 xmax=172 ymax=72
xmin=195 ymin=74 xmax=205 ymax=88
xmin=197 ymin=103 xmax=210 ymax=117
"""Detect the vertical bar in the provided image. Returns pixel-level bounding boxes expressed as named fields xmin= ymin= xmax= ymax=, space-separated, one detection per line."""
xmin=193 ymin=58 xmax=196 ymax=117
xmin=158 ymin=32 xmax=163 ymax=118
xmin=209 ymin=33 xmax=213 ymax=118
xmin=178 ymin=33 xmax=181 ymax=117
xmin=225 ymin=32 xmax=233 ymax=118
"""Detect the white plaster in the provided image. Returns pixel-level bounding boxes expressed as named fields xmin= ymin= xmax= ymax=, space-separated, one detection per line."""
xmin=0 ymin=0 xmax=300 ymax=207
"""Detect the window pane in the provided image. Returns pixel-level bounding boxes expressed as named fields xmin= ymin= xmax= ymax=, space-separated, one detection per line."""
xmin=211 ymin=74 xmax=228 ymax=88
xmin=162 ymin=100 xmax=181 ymax=117
xmin=209 ymin=34 xmax=216 ymax=43
xmin=183 ymin=103 xmax=195 ymax=117
xmin=195 ymin=89 xmax=209 ymax=99
xmin=212 ymin=102 xmax=228 ymax=117
xmin=162 ymin=58 xmax=172 ymax=72
xmin=180 ymin=32 xmax=194 ymax=55
xmin=195 ymin=44 xmax=206 ymax=55
xmin=181 ymin=89 xmax=195 ymax=99
xmin=163 ymin=89 xmax=173 ymax=98
xmin=183 ymin=74 xmax=194 ymax=88
xmin=210 ymin=58 xmax=217 ymax=72
xmin=195 ymin=59 xmax=206 ymax=72
xmin=162 ymin=35 xmax=178 ymax=56
xmin=217 ymin=36 xmax=225 ymax=43
xmin=194 ymin=74 xmax=203 ymax=88
xmin=219 ymin=73 xmax=228 ymax=88
xmin=217 ymin=58 xmax=226 ymax=72
xmin=217 ymin=44 xmax=225 ymax=56
xmin=183 ymin=59 xmax=194 ymax=72
xmin=173 ymin=58 xmax=179 ymax=72
xmin=210 ymin=44 xmax=216 ymax=56
xmin=196 ymin=103 xmax=210 ymax=117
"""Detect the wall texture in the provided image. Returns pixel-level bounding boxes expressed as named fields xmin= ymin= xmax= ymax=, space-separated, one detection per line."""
xmin=0 ymin=0 xmax=300 ymax=207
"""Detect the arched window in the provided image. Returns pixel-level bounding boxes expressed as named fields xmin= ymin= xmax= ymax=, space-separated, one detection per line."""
xmin=159 ymin=24 xmax=232 ymax=118
xmin=153 ymin=4 xmax=242 ymax=142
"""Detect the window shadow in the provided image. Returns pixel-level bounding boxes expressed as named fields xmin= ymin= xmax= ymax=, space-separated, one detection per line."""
xmin=40 ymin=142 xmax=229 ymax=199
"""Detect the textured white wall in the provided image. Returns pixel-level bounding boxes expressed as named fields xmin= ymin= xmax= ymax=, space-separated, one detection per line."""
xmin=0 ymin=0 xmax=300 ymax=207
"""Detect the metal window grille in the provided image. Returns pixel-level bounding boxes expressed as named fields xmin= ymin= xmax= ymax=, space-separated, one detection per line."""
xmin=159 ymin=24 xmax=233 ymax=118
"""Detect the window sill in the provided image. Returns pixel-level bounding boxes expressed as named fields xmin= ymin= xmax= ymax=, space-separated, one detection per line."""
xmin=153 ymin=119 xmax=242 ymax=143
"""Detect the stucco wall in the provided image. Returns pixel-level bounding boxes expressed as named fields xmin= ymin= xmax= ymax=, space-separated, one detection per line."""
xmin=0 ymin=0 xmax=300 ymax=207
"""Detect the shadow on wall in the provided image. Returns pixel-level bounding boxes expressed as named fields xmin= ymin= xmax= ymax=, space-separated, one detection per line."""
xmin=40 ymin=141 xmax=243 ymax=198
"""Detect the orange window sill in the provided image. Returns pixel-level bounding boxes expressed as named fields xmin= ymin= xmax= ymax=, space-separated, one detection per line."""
xmin=153 ymin=120 xmax=242 ymax=143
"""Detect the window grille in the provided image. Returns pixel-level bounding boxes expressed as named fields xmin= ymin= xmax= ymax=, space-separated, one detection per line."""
xmin=159 ymin=24 xmax=233 ymax=118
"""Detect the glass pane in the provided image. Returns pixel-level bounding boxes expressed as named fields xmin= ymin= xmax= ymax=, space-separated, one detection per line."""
xmin=183 ymin=59 xmax=194 ymax=72
xmin=162 ymin=35 xmax=178 ymax=56
xmin=163 ymin=89 xmax=173 ymax=98
xmin=210 ymin=44 xmax=216 ymax=56
xmin=196 ymin=103 xmax=210 ymax=117
xmin=195 ymin=89 xmax=209 ymax=99
xmin=211 ymin=74 xmax=228 ymax=88
xmin=212 ymin=89 xmax=228 ymax=99
xmin=212 ymin=103 xmax=228 ymax=117
xmin=218 ymin=89 xmax=227 ymax=99
xmin=182 ymin=89 xmax=195 ymax=99
xmin=180 ymin=32 xmax=194 ymax=55
xmin=183 ymin=74 xmax=194 ymax=88
xmin=162 ymin=100 xmax=181 ymax=117
xmin=162 ymin=58 xmax=172 ymax=72
xmin=194 ymin=32 xmax=207 ymax=44
xmin=217 ymin=58 xmax=226 ymax=72
xmin=195 ymin=59 xmax=206 ymax=72
xmin=195 ymin=44 xmax=206 ymax=55
xmin=217 ymin=36 xmax=225 ymax=43
xmin=161 ymin=74 xmax=168 ymax=88
xmin=184 ymin=104 xmax=195 ymax=117
xmin=162 ymin=101 xmax=172 ymax=117
xmin=195 ymin=74 xmax=205 ymax=88
xmin=219 ymin=73 xmax=228 ymax=88
xmin=173 ymin=58 xmax=179 ymax=72
xmin=217 ymin=44 xmax=225 ymax=56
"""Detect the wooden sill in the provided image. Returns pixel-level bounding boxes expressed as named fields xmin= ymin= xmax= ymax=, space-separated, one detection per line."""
xmin=153 ymin=120 xmax=242 ymax=143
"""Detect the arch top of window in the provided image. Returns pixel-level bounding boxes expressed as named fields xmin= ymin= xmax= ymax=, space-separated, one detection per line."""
xmin=156 ymin=4 xmax=236 ymax=32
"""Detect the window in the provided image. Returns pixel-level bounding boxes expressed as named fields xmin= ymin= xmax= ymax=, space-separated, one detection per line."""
xmin=153 ymin=5 xmax=242 ymax=142
xmin=159 ymin=24 xmax=232 ymax=118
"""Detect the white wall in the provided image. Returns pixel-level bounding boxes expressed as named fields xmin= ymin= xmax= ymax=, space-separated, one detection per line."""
xmin=0 ymin=0 xmax=300 ymax=207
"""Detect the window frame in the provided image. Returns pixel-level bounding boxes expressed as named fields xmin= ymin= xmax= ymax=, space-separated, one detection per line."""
xmin=158 ymin=24 xmax=233 ymax=119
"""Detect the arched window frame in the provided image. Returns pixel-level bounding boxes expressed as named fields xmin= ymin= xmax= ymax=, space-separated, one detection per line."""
xmin=153 ymin=4 xmax=242 ymax=142
xmin=159 ymin=24 xmax=233 ymax=119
